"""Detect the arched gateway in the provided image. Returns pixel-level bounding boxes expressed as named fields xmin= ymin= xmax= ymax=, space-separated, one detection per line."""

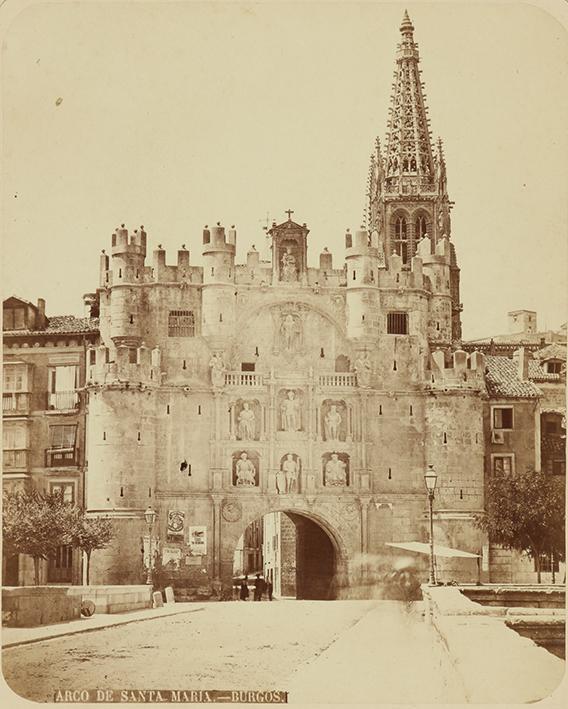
xmin=222 ymin=503 xmax=350 ymax=600
xmin=233 ymin=510 xmax=346 ymax=600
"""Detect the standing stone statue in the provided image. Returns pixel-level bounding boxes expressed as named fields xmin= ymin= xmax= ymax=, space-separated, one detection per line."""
xmin=324 ymin=453 xmax=347 ymax=487
xmin=280 ymin=390 xmax=300 ymax=431
xmin=324 ymin=405 xmax=342 ymax=441
xmin=282 ymin=454 xmax=299 ymax=494
xmin=235 ymin=452 xmax=256 ymax=486
xmin=354 ymin=353 xmax=371 ymax=387
xmin=281 ymin=248 xmax=298 ymax=281
xmin=280 ymin=313 xmax=301 ymax=352
xmin=237 ymin=402 xmax=256 ymax=440
xmin=209 ymin=352 xmax=226 ymax=387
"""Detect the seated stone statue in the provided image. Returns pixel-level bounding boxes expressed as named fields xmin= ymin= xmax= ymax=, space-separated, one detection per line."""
xmin=324 ymin=453 xmax=347 ymax=487
xmin=235 ymin=452 xmax=256 ymax=486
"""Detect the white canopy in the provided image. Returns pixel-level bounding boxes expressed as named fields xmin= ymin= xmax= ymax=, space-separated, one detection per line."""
xmin=386 ymin=541 xmax=480 ymax=558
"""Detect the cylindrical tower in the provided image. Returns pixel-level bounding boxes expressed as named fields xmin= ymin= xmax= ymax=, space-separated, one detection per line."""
xmin=345 ymin=228 xmax=380 ymax=339
xmin=109 ymin=225 xmax=147 ymax=347
xmin=86 ymin=386 xmax=159 ymax=584
xmin=201 ymin=223 xmax=236 ymax=339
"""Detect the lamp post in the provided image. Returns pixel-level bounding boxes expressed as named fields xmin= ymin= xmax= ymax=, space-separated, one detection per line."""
xmin=144 ymin=506 xmax=157 ymax=586
xmin=424 ymin=465 xmax=438 ymax=586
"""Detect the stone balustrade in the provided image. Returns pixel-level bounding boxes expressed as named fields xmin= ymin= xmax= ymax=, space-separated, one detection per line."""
xmin=224 ymin=372 xmax=264 ymax=387
xmin=318 ymin=373 xmax=357 ymax=387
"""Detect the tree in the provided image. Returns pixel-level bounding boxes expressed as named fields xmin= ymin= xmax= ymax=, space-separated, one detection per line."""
xmin=72 ymin=516 xmax=114 ymax=585
xmin=2 ymin=489 xmax=77 ymax=585
xmin=475 ymin=470 xmax=565 ymax=583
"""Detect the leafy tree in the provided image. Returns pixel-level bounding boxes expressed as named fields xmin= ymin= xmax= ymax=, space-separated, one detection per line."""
xmin=475 ymin=470 xmax=565 ymax=583
xmin=71 ymin=516 xmax=114 ymax=585
xmin=2 ymin=489 xmax=77 ymax=585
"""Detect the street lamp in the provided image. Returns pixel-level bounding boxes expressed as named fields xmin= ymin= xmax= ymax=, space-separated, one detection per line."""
xmin=424 ymin=465 xmax=438 ymax=586
xmin=144 ymin=506 xmax=157 ymax=586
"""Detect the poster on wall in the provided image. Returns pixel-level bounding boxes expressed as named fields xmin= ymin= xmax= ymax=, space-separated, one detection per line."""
xmin=162 ymin=546 xmax=182 ymax=568
xmin=188 ymin=526 xmax=207 ymax=556
xmin=167 ymin=509 xmax=185 ymax=537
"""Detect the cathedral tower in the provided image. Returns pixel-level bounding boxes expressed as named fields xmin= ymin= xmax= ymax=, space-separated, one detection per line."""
xmin=366 ymin=10 xmax=462 ymax=341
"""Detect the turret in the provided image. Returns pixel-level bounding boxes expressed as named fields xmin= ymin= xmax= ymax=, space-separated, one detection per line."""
xmin=111 ymin=224 xmax=147 ymax=284
xmin=418 ymin=236 xmax=453 ymax=343
xmin=345 ymin=227 xmax=380 ymax=339
xmin=201 ymin=222 xmax=236 ymax=338
xmin=107 ymin=224 xmax=148 ymax=347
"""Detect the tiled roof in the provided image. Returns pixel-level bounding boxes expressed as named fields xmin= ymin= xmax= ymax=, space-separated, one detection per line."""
xmin=3 ymin=316 xmax=99 ymax=336
xmin=528 ymin=360 xmax=561 ymax=382
xmin=533 ymin=343 xmax=567 ymax=362
xmin=485 ymin=356 xmax=542 ymax=398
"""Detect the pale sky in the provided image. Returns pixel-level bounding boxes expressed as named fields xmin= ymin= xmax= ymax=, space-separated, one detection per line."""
xmin=1 ymin=0 xmax=567 ymax=339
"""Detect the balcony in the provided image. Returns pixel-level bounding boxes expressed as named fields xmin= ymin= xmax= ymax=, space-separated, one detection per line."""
xmin=224 ymin=372 xmax=264 ymax=388
xmin=2 ymin=392 xmax=31 ymax=415
xmin=3 ymin=449 xmax=29 ymax=469
xmin=318 ymin=373 xmax=357 ymax=387
xmin=48 ymin=391 xmax=79 ymax=411
xmin=45 ymin=448 xmax=79 ymax=467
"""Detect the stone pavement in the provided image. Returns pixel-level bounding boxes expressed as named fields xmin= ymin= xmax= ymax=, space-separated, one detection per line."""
xmin=287 ymin=601 xmax=469 ymax=704
xmin=1 ymin=602 xmax=204 ymax=649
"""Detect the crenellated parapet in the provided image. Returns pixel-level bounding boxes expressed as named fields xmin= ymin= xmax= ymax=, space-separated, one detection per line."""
xmin=99 ymin=224 xmax=203 ymax=289
xmin=86 ymin=344 xmax=162 ymax=387
xmin=427 ymin=349 xmax=486 ymax=389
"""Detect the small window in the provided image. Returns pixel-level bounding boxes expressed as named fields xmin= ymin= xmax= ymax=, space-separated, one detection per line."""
xmin=89 ymin=349 xmax=96 ymax=365
xmin=47 ymin=425 xmax=78 ymax=467
xmin=3 ymin=308 xmax=26 ymax=330
xmin=128 ymin=348 xmax=137 ymax=364
xmin=492 ymin=455 xmax=513 ymax=475
xmin=168 ymin=310 xmax=195 ymax=337
xmin=49 ymin=482 xmax=75 ymax=505
xmin=493 ymin=407 xmax=513 ymax=430
xmin=48 ymin=365 xmax=79 ymax=410
xmin=415 ymin=214 xmax=428 ymax=240
xmin=387 ymin=312 xmax=408 ymax=335
xmin=241 ymin=362 xmax=256 ymax=372
xmin=546 ymin=361 xmax=563 ymax=374
xmin=3 ymin=365 xmax=27 ymax=392
xmin=49 ymin=425 xmax=77 ymax=450
xmin=551 ymin=460 xmax=566 ymax=476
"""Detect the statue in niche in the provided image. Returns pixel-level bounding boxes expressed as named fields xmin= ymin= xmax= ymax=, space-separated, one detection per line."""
xmin=324 ymin=405 xmax=343 ymax=441
xmin=354 ymin=353 xmax=371 ymax=387
xmin=280 ymin=313 xmax=301 ymax=352
xmin=237 ymin=402 xmax=256 ymax=440
xmin=281 ymin=454 xmax=299 ymax=494
xmin=281 ymin=247 xmax=298 ymax=282
xmin=280 ymin=390 xmax=301 ymax=432
xmin=324 ymin=453 xmax=347 ymax=487
xmin=208 ymin=352 xmax=226 ymax=387
xmin=235 ymin=452 xmax=256 ymax=486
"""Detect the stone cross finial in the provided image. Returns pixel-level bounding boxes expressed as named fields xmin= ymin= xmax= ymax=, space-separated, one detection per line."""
xmin=285 ymin=209 xmax=294 ymax=220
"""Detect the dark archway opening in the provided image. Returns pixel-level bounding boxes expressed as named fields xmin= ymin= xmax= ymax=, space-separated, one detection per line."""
xmin=233 ymin=511 xmax=338 ymax=600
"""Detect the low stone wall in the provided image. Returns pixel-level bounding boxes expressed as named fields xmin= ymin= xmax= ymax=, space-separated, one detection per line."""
xmin=2 ymin=587 xmax=82 ymax=628
xmin=66 ymin=585 xmax=152 ymax=613
xmin=422 ymin=585 xmax=565 ymax=703
xmin=461 ymin=585 xmax=565 ymax=608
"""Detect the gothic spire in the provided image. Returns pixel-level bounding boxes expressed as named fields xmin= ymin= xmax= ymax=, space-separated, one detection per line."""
xmin=384 ymin=11 xmax=435 ymax=192
xmin=364 ymin=138 xmax=385 ymax=234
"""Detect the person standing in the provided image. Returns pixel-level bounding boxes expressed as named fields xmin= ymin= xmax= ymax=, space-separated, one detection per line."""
xmin=254 ymin=573 xmax=264 ymax=601
xmin=266 ymin=576 xmax=273 ymax=601
xmin=239 ymin=576 xmax=249 ymax=601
